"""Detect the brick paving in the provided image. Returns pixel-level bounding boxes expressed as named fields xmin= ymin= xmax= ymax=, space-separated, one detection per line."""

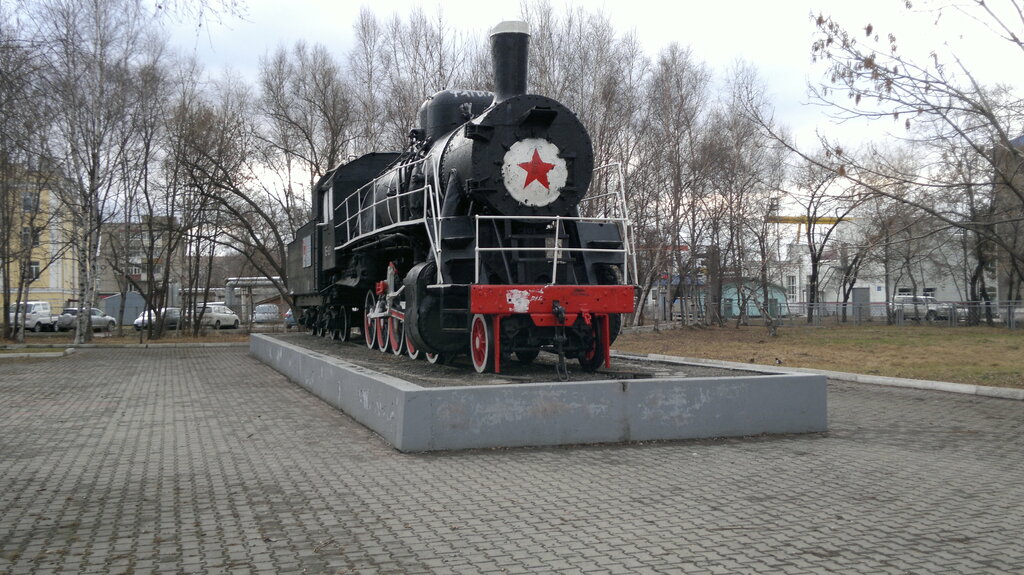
xmin=0 ymin=346 xmax=1021 ymax=574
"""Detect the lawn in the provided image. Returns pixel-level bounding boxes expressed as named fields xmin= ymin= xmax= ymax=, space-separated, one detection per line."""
xmin=612 ymin=324 xmax=1024 ymax=389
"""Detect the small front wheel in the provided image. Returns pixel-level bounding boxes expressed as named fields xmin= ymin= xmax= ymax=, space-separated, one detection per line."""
xmin=470 ymin=314 xmax=494 ymax=373
xmin=578 ymin=320 xmax=606 ymax=373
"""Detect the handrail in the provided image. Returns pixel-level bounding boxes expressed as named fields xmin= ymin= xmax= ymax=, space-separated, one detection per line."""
xmin=473 ymin=214 xmax=632 ymax=285
xmin=585 ymin=162 xmax=638 ymax=285
xmin=328 ymin=158 xmax=636 ymax=290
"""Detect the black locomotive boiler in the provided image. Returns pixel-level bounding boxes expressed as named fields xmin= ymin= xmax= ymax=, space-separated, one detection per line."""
xmin=287 ymin=20 xmax=636 ymax=374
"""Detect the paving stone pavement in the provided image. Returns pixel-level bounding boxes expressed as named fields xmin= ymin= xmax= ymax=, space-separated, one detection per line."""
xmin=0 ymin=346 xmax=1021 ymax=575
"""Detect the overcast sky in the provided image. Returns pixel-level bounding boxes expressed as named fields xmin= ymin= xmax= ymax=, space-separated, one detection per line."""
xmin=165 ymin=0 xmax=1012 ymax=149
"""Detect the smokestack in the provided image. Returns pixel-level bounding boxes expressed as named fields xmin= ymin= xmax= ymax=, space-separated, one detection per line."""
xmin=490 ymin=21 xmax=530 ymax=103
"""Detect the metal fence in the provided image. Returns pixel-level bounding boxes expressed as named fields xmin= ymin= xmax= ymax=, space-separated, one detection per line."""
xmin=766 ymin=301 xmax=1024 ymax=329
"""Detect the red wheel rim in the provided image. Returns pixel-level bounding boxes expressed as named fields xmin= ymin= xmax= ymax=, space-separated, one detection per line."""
xmin=406 ymin=334 xmax=419 ymax=359
xmin=377 ymin=317 xmax=388 ymax=352
xmin=389 ymin=316 xmax=403 ymax=354
xmin=470 ymin=314 xmax=489 ymax=373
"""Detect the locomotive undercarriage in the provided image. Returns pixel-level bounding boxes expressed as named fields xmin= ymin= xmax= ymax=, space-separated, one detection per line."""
xmin=298 ymin=219 xmax=632 ymax=376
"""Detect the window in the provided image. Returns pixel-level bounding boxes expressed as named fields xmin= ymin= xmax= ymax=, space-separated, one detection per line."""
xmin=28 ymin=261 xmax=40 ymax=281
xmin=21 ymin=227 xmax=40 ymax=248
xmin=21 ymin=191 xmax=39 ymax=213
xmin=785 ymin=275 xmax=797 ymax=300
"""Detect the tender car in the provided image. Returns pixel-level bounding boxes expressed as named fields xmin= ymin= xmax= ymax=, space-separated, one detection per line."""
xmin=190 ymin=305 xmax=240 ymax=329
xmin=252 ymin=303 xmax=281 ymax=324
xmin=56 ymin=307 xmax=117 ymax=331
xmin=134 ymin=307 xmax=181 ymax=331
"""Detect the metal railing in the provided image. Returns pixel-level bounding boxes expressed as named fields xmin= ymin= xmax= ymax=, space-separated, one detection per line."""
xmin=738 ymin=301 xmax=1024 ymax=329
xmin=334 ymin=157 xmax=446 ymax=283
xmin=472 ymin=214 xmax=633 ymax=285
xmin=330 ymin=158 xmax=639 ymax=288
xmin=583 ymin=163 xmax=638 ymax=286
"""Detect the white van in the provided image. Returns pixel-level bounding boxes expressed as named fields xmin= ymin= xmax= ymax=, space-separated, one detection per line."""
xmin=8 ymin=301 xmax=58 ymax=332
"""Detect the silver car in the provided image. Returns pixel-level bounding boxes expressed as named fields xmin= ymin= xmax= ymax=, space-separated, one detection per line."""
xmin=133 ymin=307 xmax=181 ymax=331
xmin=56 ymin=307 xmax=117 ymax=331
xmin=252 ymin=304 xmax=281 ymax=324
xmin=189 ymin=305 xmax=240 ymax=329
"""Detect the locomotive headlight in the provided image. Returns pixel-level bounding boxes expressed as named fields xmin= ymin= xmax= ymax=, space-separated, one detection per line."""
xmin=500 ymin=138 xmax=568 ymax=207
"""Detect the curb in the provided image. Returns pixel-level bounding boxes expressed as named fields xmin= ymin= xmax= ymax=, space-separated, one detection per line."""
xmin=611 ymin=350 xmax=1024 ymax=401
xmin=69 ymin=343 xmax=249 ymax=349
xmin=0 ymin=347 xmax=76 ymax=360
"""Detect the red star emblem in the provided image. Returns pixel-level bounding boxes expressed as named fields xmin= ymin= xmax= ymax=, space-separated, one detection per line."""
xmin=518 ymin=149 xmax=556 ymax=189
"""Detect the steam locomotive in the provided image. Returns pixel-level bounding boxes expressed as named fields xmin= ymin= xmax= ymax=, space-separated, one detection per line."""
xmin=286 ymin=21 xmax=636 ymax=375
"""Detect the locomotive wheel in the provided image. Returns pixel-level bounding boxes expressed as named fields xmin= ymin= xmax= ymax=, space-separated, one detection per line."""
xmin=515 ymin=349 xmax=540 ymax=364
xmin=376 ymin=315 xmax=389 ymax=353
xmin=363 ymin=291 xmax=377 ymax=349
xmin=339 ymin=308 xmax=352 ymax=341
xmin=389 ymin=315 xmax=405 ymax=355
xmin=577 ymin=321 xmax=606 ymax=373
xmin=470 ymin=314 xmax=495 ymax=373
xmin=331 ymin=308 xmax=351 ymax=341
xmin=406 ymin=333 xmax=420 ymax=360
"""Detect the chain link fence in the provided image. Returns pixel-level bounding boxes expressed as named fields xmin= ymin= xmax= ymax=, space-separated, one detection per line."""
xmin=767 ymin=301 xmax=1024 ymax=329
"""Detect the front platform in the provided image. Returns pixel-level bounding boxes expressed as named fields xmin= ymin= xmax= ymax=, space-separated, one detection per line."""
xmin=251 ymin=334 xmax=827 ymax=452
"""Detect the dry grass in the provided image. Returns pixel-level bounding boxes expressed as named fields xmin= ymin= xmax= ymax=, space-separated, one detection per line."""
xmin=10 ymin=324 xmax=1022 ymax=389
xmin=613 ymin=324 xmax=1024 ymax=389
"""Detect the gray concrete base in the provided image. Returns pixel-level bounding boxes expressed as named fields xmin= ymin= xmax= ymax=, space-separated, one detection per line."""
xmin=251 ymin=334 xmax=828 ymax=452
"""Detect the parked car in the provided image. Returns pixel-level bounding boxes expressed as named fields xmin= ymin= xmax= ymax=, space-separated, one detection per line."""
xmin=134 ymin=307 xmax=181 ymax=331
xmin=284 ymin=308 xmax=295 ymax=329
xmin=56 ymin=307 xmax=117 ymax=331
xmin=252 ymin=303 xmax=281 ymax=324
xmin=889 ymin=295 xmax=968 ymax=322
xmin=189 ymin=305 xmax=240 ymax=329
xmin=8 ymin=300 xmax=59 ymax=332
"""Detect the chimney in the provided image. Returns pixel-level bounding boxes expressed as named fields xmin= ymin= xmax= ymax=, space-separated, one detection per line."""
xmin=490 ymin=21 xmax=530 ymax=103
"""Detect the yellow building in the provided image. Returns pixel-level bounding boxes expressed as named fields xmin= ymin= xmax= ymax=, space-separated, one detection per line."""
xmin=2 ymin=180 xmax=78 ymax=312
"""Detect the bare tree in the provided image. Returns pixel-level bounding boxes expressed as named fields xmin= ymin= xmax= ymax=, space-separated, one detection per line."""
xmin=348 ymin=8 xmax=390 ymax=154
xmin=808 ymin=3 xmax=1024 ymax=304
xmin=170 ymin=73 xmax=294 ymax=311
xmin=27 ymin=0 xmax=163 ymax=342
xmin=729 ymin=62 xmax=790 ymax=334
xmin=787 ymin=154 xmax=866 ymax=323
xmin=0 ymin=13 xmax=58 ymax=341
xmin=258 ymin=39 xmax=353 ymax=216
xmin=630 ymin=43 xmax=712 ymax=326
